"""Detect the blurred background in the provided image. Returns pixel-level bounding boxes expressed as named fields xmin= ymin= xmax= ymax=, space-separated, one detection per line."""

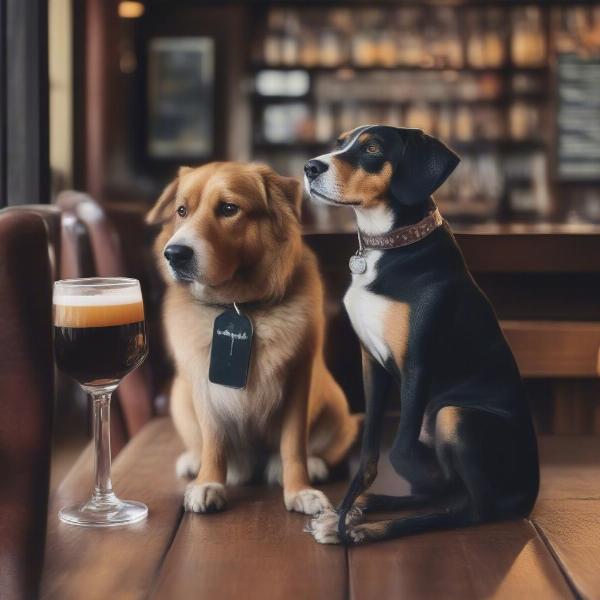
xmin=3 ymin=0 xmax=600 ymax=482
xmin=45 ymin=0 xmax=600 ymax=227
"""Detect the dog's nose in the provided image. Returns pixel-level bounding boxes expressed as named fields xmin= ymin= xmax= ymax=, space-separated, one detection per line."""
xmin=304 ymin=159 xmax=329 ymax=181
xmin=164 ymin=244 xmax=194 ymax=267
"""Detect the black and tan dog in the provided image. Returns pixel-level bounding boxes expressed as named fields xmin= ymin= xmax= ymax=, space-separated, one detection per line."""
xmin=304 ymin=125 xmax=539 ymax=544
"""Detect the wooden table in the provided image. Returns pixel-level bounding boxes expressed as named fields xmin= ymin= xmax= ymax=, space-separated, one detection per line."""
xmin=41 ymin=418 xmax=600 ymax=599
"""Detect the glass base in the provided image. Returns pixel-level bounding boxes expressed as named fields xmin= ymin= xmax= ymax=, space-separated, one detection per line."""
xmin=59 ymin=492 xmax=148 ymax=527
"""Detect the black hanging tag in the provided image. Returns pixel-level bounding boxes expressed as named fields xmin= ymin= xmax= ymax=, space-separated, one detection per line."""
xmin=209 ymin=308 xmax=253 ymax=389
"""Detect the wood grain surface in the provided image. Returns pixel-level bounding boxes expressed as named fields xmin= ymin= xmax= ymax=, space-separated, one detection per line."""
xmin=41 ymin=418 xmax=185 ymax=600
xmin=151 ymin=482 xmax=348 ymax=600
xmin=349 ymin=520 xmax=573 ymax=600
xmin=347 ymin=434 xmax=575 ymax=600
xmin=533 ymin=436 xmax=600 ymax=600
xmin=40 ymin=420 xmax=600 ymax=600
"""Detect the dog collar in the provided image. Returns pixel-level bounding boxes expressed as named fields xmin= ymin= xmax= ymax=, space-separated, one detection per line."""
xmin=349 ymin=208 xmax=443 ymax=274
xmin=359 ymin=208 xmax=443 ymax=250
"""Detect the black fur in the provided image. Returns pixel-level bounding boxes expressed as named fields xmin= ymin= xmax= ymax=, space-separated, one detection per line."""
xmin=308 ymin=126 xmax=539 ymax=545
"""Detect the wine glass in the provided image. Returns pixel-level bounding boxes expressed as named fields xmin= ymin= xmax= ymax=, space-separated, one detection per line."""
xmin=53 ymin=278 xmax=149 ymax=527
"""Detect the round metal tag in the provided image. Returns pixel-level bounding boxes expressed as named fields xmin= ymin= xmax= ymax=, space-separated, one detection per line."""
xmin=349 ymin=254 xmax=367 ymax=275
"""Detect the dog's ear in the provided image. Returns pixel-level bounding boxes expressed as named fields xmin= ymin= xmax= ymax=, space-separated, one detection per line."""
xmin=272 ymin=175 xmax=302 ymax=219
xmin=178 ymin=165 xmax=193 ymax=177
xmin=146 ymin=166 xmax=193 ymax=225
xmin=146 ymin=178 xmax=178 ymax=225
xmin=390 ymin=129 xmax=460 ymax=206
xmin=255 ymin=164 xmax=302 ymax=220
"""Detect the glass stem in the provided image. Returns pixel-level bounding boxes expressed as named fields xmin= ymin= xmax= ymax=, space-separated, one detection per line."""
xmin=91 ymin=390 xmax=114 ymax=501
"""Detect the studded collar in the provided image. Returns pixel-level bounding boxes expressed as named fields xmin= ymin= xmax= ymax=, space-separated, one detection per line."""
xmin=358 ymin=207 xmax=443 ymax=250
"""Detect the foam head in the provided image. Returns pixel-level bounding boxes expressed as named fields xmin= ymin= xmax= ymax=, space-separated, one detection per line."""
xmin=53 ymin=278 xmax=144 ymax=328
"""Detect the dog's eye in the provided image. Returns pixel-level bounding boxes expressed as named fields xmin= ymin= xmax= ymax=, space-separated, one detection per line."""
xmin=335 ymin=137 xmax=346 ymax=149
xmin=177 ymin=205 xmax=187 ymax=218
xmin=217 ymin=202 xmax=239 ymax=218
xmin=366 ymin=143 xmax=381 ymax=154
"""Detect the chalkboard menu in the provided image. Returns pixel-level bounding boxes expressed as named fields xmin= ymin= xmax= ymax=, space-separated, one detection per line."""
xmin=557 ymin=54 xmax=600 ymax=181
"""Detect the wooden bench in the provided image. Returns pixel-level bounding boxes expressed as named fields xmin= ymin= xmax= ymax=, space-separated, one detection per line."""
xmin=41 ymin=418 xmax=600 ymax=599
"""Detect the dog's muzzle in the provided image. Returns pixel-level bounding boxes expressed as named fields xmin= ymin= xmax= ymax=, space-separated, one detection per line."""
xmin=164 ymin=244 xmax=194 ymax=268
xmin=164 ymin=244 xmax=197 ymax=281
xmin=304 ymin=159 xmax=328 ymax=182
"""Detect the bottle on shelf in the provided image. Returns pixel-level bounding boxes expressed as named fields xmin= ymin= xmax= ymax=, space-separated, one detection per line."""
xmin=511 ymin=6 xmax=547 ymax=67
xmin=483 ymin=9 xmax=506 ymax=68
xmin=466 ymin=10 xmax=487 ymax=69
xmin=395 ymin=8 xmax=425 ymax=67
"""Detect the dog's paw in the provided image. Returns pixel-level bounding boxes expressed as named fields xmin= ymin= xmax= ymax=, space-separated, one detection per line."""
xmin=305 ymin=506 xmax=340 ymax=544
xmin=347 ymin=520 xmax=388 ymax=545
xmin=284 ymin=488 xmax=331 ymax=516
xmin=307 ymin=456 xmax=329 ymax=483
xmin=348 ymin=524 xmax=370 ymax=544
xmin=305 ymin=505 xmax=365 ymax=544
xmin=175 ymin=451 xmax=200 ymax=479
xmin=184 ymin=482 xmax=227 ymax=513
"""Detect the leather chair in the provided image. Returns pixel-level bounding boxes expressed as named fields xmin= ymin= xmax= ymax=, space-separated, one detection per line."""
xmin=0 ymin=210 xmax=54 ymax=600
xmin=1 ymin=204 xmax=62 ymax=280
xmin=55 ymin=192 xmax=155 ymax=444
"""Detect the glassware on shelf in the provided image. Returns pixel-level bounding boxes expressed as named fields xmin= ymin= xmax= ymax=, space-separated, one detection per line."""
xmin=478 ymin=74 xmax=503 ymax=99
xmin=466 ymin=11 xmax=487 ymax=69
xmin=432 ymin=8 xmax=463 ymax=69
xmin=511 ymin=7 xmax=547 ymax=67
xmin=377 ymin=30 xmax=398 ymax=67
xmin=319 ymin=29 xmax=343 ymax=67
xmin=381 ymin=104 xmax=403 ymax=128
xmin=263 ymin=103 xmax=311 ymax=143
xmin=395 ymin=8 xmax=425 ymax=67
xmin=476 ymin=107 xmax=504 ymax=141
xmin=509 ymin=101 xmax=540 ymax=140
xmin=339 ymin=103 xmax=359 ymax=134
xmin=437 ymin=106 xmax=454 ymax=141
xmin=263 ymin=9 xmax=286 ymax=66
xmin=299 ymin=31 xmax=319 ymax=68
xmin=263 ymin=31 xmax=283 ymax=66
xmin=315 ymin=103 xmax=334 ymax=143
xmin=280 ymin=11 xmax=300 ymax=66
xmin=352 ymin=29 xmax=378 ymax=67
xmin=455 ymin=106 xmax=475 ymax=142
xmin=405 ymin=103 xmax=434 ymax=133
xmin=483 ymin=9 xmax=506 ymax=68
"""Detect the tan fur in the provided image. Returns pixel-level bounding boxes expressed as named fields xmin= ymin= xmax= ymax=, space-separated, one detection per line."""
xmin=435 ymin=406 xmax=461 ymax=444
xmin=384 ymin=302 xmax=411 ymax=371
xmin=149 ymin=162 xmax=357 ymax=513
xmin=337 ymin=130 xmax=353 ymax=144
xmin=332 ymin=159 xmax=392 ymax=207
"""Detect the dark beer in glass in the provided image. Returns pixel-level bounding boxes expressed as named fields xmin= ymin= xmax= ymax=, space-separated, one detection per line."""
xmin=53 ymin=278 xmax=149 ymax=526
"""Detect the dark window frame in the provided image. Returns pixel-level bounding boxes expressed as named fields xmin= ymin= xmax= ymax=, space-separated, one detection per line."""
xmin=0 ymin=0 xmax=49 ymax=208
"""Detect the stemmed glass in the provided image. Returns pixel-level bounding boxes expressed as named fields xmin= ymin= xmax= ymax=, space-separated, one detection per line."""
xmin=53 ymin=278 xmax=149 ymax=526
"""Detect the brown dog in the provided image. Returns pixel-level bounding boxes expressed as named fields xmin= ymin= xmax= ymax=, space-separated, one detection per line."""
xmin=146 ymin=162 xmax=357 ymax=515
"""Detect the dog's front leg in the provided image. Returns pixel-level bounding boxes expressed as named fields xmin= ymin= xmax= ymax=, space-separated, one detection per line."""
xmin=389 ymin=364 xmax=444 ymax=493
xmin=336 ymin=350 xmax=392 ymax=538
xmin=281 ymin=359 xmax=330 ymax=516
xmin=311 ymin=351 xmax=391 ymax=544
xmin=184 ymin=414 xmax=227 ymax=513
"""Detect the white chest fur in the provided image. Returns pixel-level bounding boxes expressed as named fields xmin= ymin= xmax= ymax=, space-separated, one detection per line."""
xmin=164 ymin=286 xmax=310 ymax=437
xmin=343 ymin=249 xmax=391 ymax=367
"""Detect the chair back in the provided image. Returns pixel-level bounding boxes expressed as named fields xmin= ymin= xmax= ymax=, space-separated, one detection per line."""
xmin=1 ymin=205 xmax=62 ymax=280
xmin=55 ymin=192 xmax=154 ymax=440
xmin=0 ymin=210 xmax=54 ymax=600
